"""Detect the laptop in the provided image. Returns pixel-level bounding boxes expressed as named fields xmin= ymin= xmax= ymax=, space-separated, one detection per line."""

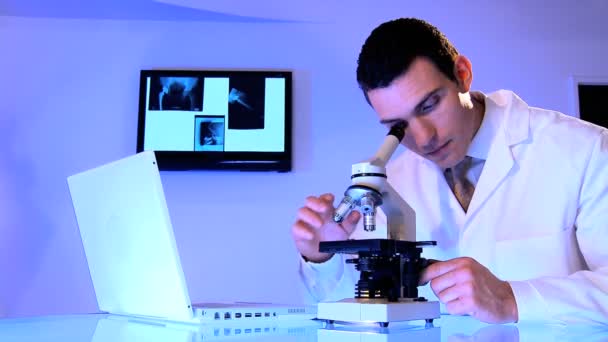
xmin=67 ymin=150 xmax=316 ymax=324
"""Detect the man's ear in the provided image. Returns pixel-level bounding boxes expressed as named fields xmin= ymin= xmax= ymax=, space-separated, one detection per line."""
xmin=453 ymin=55 xmax=473 ymax=92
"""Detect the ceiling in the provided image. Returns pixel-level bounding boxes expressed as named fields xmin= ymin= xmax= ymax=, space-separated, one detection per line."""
xmin=2 ymin=0 xmax=606 ymax=39
xmin=0 ymin=0 xmax=340 ymax=22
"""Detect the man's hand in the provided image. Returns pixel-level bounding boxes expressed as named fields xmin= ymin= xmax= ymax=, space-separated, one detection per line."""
xmin=419 ymin=257 xmax=518 ymax=323
xmin=291 ymin=193 xmax=361 ymax=263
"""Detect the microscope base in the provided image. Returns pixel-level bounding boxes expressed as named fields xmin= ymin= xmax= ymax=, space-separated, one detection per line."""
xmin=318 ymin=298 xmax=440 ymax=326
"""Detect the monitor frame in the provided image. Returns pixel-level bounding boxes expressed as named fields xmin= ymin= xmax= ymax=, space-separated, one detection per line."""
xmin=136 ymin=69 xmax=293 ymax=172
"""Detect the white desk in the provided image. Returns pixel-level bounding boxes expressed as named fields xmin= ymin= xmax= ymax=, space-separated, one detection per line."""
xmin=0 ymin=313 xmax=606 ymax=341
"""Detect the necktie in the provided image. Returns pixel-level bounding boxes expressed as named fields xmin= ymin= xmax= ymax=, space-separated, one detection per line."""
xmin=445 ymin=156 xmax=475 ymax=212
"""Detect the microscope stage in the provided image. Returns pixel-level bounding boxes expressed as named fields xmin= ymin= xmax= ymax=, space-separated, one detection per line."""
xmin=317 ymin=298 xmax=440 ymax=325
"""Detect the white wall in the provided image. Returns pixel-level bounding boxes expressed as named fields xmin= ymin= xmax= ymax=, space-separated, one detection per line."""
xmin=1 ymin=0 xmax=607 ymax=317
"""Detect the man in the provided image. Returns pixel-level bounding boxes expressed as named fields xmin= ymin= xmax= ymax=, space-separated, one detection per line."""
xmin=292 ymin=18 xmax=608 ymax=324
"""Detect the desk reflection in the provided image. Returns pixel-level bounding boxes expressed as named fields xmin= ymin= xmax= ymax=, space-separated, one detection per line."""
xmin=94 ymin=315 xmax=319 ymax=341
xmin=319 ymin=322 xmax=441 ymax=342
xmin=447 ymin=324 xmax=519 ymax=342
xmin=0 ymin=314 xmax=606 ymax=342
xmin=316 ymin=318 xmax=516 ymax=342
xmin=316 ymin=315 xmax=608 ymax=342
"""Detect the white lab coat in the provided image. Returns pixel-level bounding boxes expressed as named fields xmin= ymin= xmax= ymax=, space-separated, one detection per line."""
xmin=299 ymin=90 xmax=608 ymax=324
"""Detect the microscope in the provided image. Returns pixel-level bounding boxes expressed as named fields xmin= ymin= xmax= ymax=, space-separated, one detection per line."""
xmin=316 ymin=123 xmax=440 ymax=328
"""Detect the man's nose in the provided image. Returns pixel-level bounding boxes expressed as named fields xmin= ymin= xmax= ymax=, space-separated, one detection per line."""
xmin=410 ymin=118 xmax=437 ymax=150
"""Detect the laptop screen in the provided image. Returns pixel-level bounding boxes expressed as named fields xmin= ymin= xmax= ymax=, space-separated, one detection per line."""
xmin=68 ymin=151 xmax=194 ymax=322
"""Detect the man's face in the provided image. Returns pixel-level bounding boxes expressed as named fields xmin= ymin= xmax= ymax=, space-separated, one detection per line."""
xmin=367 ymin=57 xmax=479 ymax=169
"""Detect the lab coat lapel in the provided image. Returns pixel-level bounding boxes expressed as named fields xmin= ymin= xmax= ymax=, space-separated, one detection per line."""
xmin=466 ymin=91 xmax=530 ymax=222
xmin=466 ymin=133 xmax=514 ymax=220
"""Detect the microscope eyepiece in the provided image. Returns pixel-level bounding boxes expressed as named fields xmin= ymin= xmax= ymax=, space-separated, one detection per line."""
xmin=387 ymin=122 xmax=407 ymax=142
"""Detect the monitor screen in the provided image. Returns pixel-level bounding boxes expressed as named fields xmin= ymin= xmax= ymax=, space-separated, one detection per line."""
xmin=137 ymin=70 xmax=292 ymax=171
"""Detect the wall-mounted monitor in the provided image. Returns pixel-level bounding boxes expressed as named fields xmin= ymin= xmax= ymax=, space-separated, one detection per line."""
xmin=137 ymin=70 xmax=292 ymax=171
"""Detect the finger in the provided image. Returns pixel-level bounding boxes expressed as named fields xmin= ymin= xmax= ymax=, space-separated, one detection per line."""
xmin=341 ymin=211 xmax=361 ymax=235
xmin=419 ymin=259 xmax=439 ymax=283
xmin=445 ymin=296 xmax=473 ymax=316
xmin=319 ymin=193 xmax=335 ymax=204
xmin=429 ymin=265 xmax=477 ymax=294
xmin=304 ymin=196 xmax=334 ymax=214
xmin=296 ymin=207 xmax=324 ymax=228
xmin=291 ymin=221 xmax=315 ymax=241
xmin=428 ymin=270 xmax=460 ymax=295
xmin=426 ymin=259 xmax=440 ymax=265
xmin=419 ymin=259 xmax=461 ymax=285
xmin=436 ymin=281 xmax=473 ymax=304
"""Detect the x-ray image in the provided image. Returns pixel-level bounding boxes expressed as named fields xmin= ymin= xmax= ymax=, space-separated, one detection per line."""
xmin=194 ymin=116 xmax=225 ymax=152
xmin=228 ymin=75 xmax=265 ymax=129
xmin=148 ymin=76 xmax=204 ymax=111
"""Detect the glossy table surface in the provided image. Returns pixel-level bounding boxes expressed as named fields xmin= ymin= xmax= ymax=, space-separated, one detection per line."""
xmin=0 ymin=313 xmax=607 ymax=342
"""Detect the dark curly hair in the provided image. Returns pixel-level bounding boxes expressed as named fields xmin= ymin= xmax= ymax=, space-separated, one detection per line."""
xmin=356 ymin=18 xmax=459 ymax=97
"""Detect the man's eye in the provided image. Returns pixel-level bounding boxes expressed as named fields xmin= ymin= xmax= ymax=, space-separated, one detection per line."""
xmin=421 ymin=95 xmax=439 ymax=113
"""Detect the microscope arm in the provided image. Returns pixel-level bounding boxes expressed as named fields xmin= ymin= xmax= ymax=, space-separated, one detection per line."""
xmin=380 ymin=182 xmax=416 ymax=241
